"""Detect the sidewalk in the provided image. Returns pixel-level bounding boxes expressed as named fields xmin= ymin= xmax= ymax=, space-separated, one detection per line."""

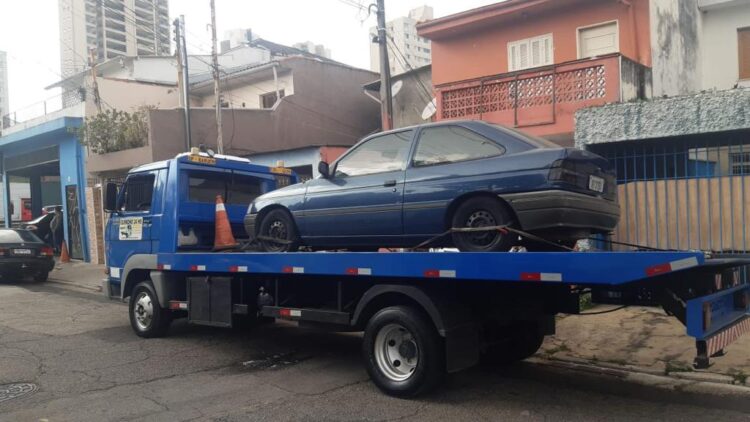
xmin=45 ymin=261 xmax=750 ymax=389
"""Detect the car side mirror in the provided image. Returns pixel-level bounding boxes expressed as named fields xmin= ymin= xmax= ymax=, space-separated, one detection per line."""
xmin=318 ymin=161 xmax=330 ymax=179
xmin=104 ymin=182 xmax=118 ymax=213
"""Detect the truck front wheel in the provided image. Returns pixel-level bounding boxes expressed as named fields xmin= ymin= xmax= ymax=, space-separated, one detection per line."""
xmin=129 ymin=281 xmax=172 ymax=338
xmin=362 ymin=306 xmax=444 ymax=397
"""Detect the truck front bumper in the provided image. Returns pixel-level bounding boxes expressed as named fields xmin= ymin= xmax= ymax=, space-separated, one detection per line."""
xmin=500 ymin=190 xmax=620 ymax=233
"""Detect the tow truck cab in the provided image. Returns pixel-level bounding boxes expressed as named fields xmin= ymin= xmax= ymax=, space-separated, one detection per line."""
xmin=103 ymin=152 xmax=296 ymax=298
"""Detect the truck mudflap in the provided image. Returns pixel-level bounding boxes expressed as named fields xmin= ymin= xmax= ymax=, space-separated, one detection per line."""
xmin=687 ymin=283 xmax=750 ymax=368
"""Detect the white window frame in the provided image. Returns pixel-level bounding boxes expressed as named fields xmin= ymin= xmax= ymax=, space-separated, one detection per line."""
xmin=576 ymin=20 xmax=619 ymax=60
xmin=507 ymin=33 xmax=553 ymax=72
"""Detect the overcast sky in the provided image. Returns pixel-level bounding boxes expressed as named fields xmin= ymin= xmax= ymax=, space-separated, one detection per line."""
xmin=0 ymin=0 xmax=496 ymax=114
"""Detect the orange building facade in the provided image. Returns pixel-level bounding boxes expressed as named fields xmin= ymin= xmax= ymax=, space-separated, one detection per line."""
xmin=417 ymin=0 xmax=652 ymax=145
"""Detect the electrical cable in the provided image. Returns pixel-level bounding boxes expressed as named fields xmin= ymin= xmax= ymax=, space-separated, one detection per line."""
xmin=577 ymin=305 xmax=629 ymax=315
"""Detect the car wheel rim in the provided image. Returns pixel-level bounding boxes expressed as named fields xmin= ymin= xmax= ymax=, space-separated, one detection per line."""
xmin=374 ymin=323 xmax=419 ymax=382
xmin=263 ymin=220 xmax=289 ymax=251
xmin=465 ymin=210 xmax=499 ymax=246
xmin=134 ymin=292 xmax=153 ymax=331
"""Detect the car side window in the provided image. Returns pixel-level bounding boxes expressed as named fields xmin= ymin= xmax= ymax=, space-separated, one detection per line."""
xmin=120 ymin=173 xmax=156 ymax=212
xmin=334 ymin=130 xmax=414 ymax=177
xmin=413 ymin=126 xmax=505 ymax=167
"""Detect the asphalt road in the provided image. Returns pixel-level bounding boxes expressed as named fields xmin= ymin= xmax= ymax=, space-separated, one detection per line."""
xmin=0 ymin=279 xmax=748 ymax=422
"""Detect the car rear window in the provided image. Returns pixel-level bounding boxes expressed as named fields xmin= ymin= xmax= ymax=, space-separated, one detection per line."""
xmin=0 ymin=229 xmax=41 ymax=243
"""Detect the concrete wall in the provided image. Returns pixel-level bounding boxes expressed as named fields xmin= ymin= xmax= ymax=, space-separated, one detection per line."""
xmin=575 ymin=88 xmax=750 ymax=146
xmin=85 ymin=77 xmax=180 ymax=115
xmin=649 ymin=0 xmax=702 ymax=97
xmin=701 ymin=1 xmax=750 ymax=90
xmin=423 ymin=0 xmax=650 ymax=86
xmin=198 ymin=71 xmax=296 ymax=109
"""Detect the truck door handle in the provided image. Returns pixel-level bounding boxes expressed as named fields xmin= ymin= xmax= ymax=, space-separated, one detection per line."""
xmin=383 ymin=180 xmax=397 ymax=187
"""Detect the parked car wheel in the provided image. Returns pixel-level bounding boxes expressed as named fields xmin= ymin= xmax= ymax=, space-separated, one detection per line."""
xmin=451 ymin=197 xmax=516 ymax=252
xmin=129 ymin=281 xmax=172 ymax=338
xmin=362 ymin=306 xmax=444 ymax=397
xmin=257 ymin=209 xmax=300 ymax=252
xmin=33 ymin=271 xmax=49 ymax=282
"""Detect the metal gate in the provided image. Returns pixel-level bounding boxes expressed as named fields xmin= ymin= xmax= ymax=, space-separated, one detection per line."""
xmin=588 ymin=131 xmax=750 ymax=253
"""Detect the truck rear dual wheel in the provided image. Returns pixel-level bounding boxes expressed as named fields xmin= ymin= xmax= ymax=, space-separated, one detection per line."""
xmin=362 ymin=306 xmax=444 ymax=398
xmin=481 ymin=321 xmax=544 ymax=365
xmin=129 ymin=281 xmax=172 ymax=338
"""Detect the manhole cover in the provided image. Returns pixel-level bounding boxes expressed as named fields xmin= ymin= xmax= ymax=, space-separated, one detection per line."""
xmin=0 ymin=383 xmax=38 ymax=404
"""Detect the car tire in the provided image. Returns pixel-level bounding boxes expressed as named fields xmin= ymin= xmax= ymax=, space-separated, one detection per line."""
xmin=362 ymin=306 xmax=444 ymax=398
xmin=481 ymin=321 xmax=545 ymax=366
xmin=129 ymin=281 xmax=172 ymax=338
xmin=257 ymin=209 xmax=300 ymax=252
xmin=33 ymin=271 xmax=49 ymax=282
xmin=451 ymin=197 xmax=515 ymax=252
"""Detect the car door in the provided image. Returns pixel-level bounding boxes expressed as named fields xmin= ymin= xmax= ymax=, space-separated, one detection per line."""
xmin=403 ymin=125 xmax=507 ymax=236
xmin=301 ymin=130 xmax=414 ymax=243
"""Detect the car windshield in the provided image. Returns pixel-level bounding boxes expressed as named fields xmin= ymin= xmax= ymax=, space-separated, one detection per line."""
xmin=492 ymin=124 xmax=560 ymax=148
xmin=0 ymin=229 xmax=42 ymax=243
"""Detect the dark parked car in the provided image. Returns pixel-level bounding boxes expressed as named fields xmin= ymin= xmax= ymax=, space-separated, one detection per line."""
xmin=0 ymin=229 xmax=55 ymax=281
xmin=245 ymin=121 xmax=620 ymax=252
xmin=20 ymin=213 xmax=54 ymax=244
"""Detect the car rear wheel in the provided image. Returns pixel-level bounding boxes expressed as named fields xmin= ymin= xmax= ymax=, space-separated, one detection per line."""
xmin=257 ymin=209 xmax=300 ymax=252
xmin=451 ymin=197 xmax=516 ymax=252
xmin=33 ymin=271 xmax=49 ymax=282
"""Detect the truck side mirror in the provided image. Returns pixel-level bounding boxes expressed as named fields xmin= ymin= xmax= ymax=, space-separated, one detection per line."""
xmin=318 ymin=161 xmax=330 ymax=179
xmin=104 ymin=182 xmax=118 ymax=212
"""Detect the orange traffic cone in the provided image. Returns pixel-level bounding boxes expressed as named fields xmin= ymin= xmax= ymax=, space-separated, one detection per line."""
xmin=214 ymin=195 xmax=238 ymax=251
xmin=60 ymin=241 xmax=71 ymax=263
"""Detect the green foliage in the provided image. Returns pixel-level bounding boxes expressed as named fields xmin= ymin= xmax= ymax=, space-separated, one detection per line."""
xmin=77 ymin=107 xmax=151 ymax=154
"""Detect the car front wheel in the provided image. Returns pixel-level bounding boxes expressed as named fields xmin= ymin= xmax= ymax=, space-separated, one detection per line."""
xmin=451 ymin=197 xmax=516 ymax=252
xmin=257 ymin=209 xmax=300 ymax=252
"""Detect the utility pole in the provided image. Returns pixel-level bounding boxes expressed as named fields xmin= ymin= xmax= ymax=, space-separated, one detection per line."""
xmin=210 ymin=0 xmax=224 ymax=154
xmin=88 ymin=48 xmax=102 ymax=113
xmin=174 ymin=15 xmax=192 ymax=151
xmin=376 ymin=0 xmax=393 ymax=131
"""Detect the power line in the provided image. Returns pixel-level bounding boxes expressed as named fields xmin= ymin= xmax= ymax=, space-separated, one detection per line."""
xmin=385 ymin=34 xmax=433 ymax=102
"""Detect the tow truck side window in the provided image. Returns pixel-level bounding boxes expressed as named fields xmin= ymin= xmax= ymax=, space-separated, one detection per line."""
xmin=120 ymin=174 xmax=156 ymax=212
xmin=187 ymin=171 xmax=263 ymax=204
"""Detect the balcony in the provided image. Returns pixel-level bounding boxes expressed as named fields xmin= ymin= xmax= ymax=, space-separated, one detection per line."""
xmin=435 ymin=54 xmax=651 ymax=143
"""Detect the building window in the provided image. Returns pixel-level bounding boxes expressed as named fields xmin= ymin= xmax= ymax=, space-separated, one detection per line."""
xmin=730 ymin=151 xmax=750 ymax=175
xmin=260 ymin=89 xmax=285 ymax=109
xmin=508 ymin=34 xmax=553 ymax=72
xmin=578 ymin=21 xmax=619 ymax=59
xmin=739 ymin=27 xmax=750 ymax=80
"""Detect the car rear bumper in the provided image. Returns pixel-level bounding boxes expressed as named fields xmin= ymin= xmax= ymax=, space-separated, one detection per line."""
xmin=501 ymin=190 xmax=620 ymax=233
xmin=0 ymin=258 xmax=55 ymax=274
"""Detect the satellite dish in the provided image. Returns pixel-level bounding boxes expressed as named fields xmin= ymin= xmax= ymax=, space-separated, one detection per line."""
xmin=421 ymin=98 xmax=437 ymax=120
xmin=391 ymin=80 xmax=403 ymax=97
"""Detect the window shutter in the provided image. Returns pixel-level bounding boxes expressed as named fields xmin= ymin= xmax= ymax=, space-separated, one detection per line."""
xmin=519 ymin=43 xmax=529 ymax=69
xmin=531 ymin=39 xmax=541 ymax=67
xmin=740 ymin=28 xmax=750 ymax=80
xmin=543 ymin=37 xmax=552 ymax=65
xmin=509 ymin=44 xmax=518 ymax=71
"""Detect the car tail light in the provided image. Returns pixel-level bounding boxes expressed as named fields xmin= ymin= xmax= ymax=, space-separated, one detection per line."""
xmin=40 ymin=246 xmax=54 ymax=257
xmin=0 ymin=248 xmax=6 ymax=256
xmin=547 ymin=159 xmax=580 ymax=185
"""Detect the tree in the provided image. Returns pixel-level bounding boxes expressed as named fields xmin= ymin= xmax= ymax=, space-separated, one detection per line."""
xmin=77 ymin=107 xmax=151 ymax=154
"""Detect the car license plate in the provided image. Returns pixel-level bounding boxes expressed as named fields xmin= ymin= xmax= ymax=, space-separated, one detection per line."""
xmin=13 ymin=248 xmax=32 ymax=255
xmin=588 ymin=175 xmax=605 ymax=193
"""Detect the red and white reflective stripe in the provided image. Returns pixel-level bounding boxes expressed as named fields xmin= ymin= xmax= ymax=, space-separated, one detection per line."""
xmin=169 ymin=301 xmax=188 ymax=310
xmin=520 ymin=272 xmax=563 ymax=282
xmin=157 ymin=264 xmax=171 ymax=270
xmin=282 ymin=266 xmax=304 ymax=274
xmin=229 ymin=265 xmax=248 ymax=272
xmin=707 ymin=318 xmax=750 ymax=356
xmin=346 ymin=267 xmax=372 ymax=275
xmin=424 ymin=269 xmax=456 ymax=278
xmin=645 ymin=256 xmax=699 ymax=276
xmin=190 ymin=265 xmax=206 ymax=271
xmin=279 ymin=308 xmax=302 ymax=318
xmin=216 ymin=202 xmax=226 ymax=212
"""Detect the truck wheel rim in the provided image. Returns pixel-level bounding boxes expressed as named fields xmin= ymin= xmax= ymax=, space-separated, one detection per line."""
xmin=374 ymin=323 xmax=419 ymax=382
xmin=134 ymin=292 xmax=153 ymax=331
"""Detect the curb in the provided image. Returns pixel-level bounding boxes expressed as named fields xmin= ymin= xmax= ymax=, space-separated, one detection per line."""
xmin=528 ymin=355 xmax=750 ymax=396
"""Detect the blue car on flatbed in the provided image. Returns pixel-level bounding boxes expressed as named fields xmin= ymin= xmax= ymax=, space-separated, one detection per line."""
xmin=244 ymin=121 xmax=620 ymax=252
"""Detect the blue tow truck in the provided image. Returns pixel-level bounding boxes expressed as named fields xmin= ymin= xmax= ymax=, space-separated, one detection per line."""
xmin=103 ymin=150 xmax=750 ymax=397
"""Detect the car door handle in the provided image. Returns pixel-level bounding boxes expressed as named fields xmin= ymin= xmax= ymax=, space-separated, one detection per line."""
xmin=383 ymin=180 xmax=397 ymax=187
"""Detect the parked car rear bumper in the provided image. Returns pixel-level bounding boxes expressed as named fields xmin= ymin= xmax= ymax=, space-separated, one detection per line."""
xmin=501 ymin=190 xmax=620 ymax=233
xmin=0 ymin=257 xmax=55 ymax=275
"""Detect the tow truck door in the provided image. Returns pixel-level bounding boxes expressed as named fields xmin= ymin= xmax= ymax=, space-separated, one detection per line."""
xmin=109 ymin=171 xmax=160 ymax=257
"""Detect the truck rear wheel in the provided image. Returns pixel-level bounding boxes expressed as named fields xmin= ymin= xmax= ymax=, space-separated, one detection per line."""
xmin=129 ymin=281 xmax=172 ymax=338
xmin=362 ymin=306 xmax=444 ymax=397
